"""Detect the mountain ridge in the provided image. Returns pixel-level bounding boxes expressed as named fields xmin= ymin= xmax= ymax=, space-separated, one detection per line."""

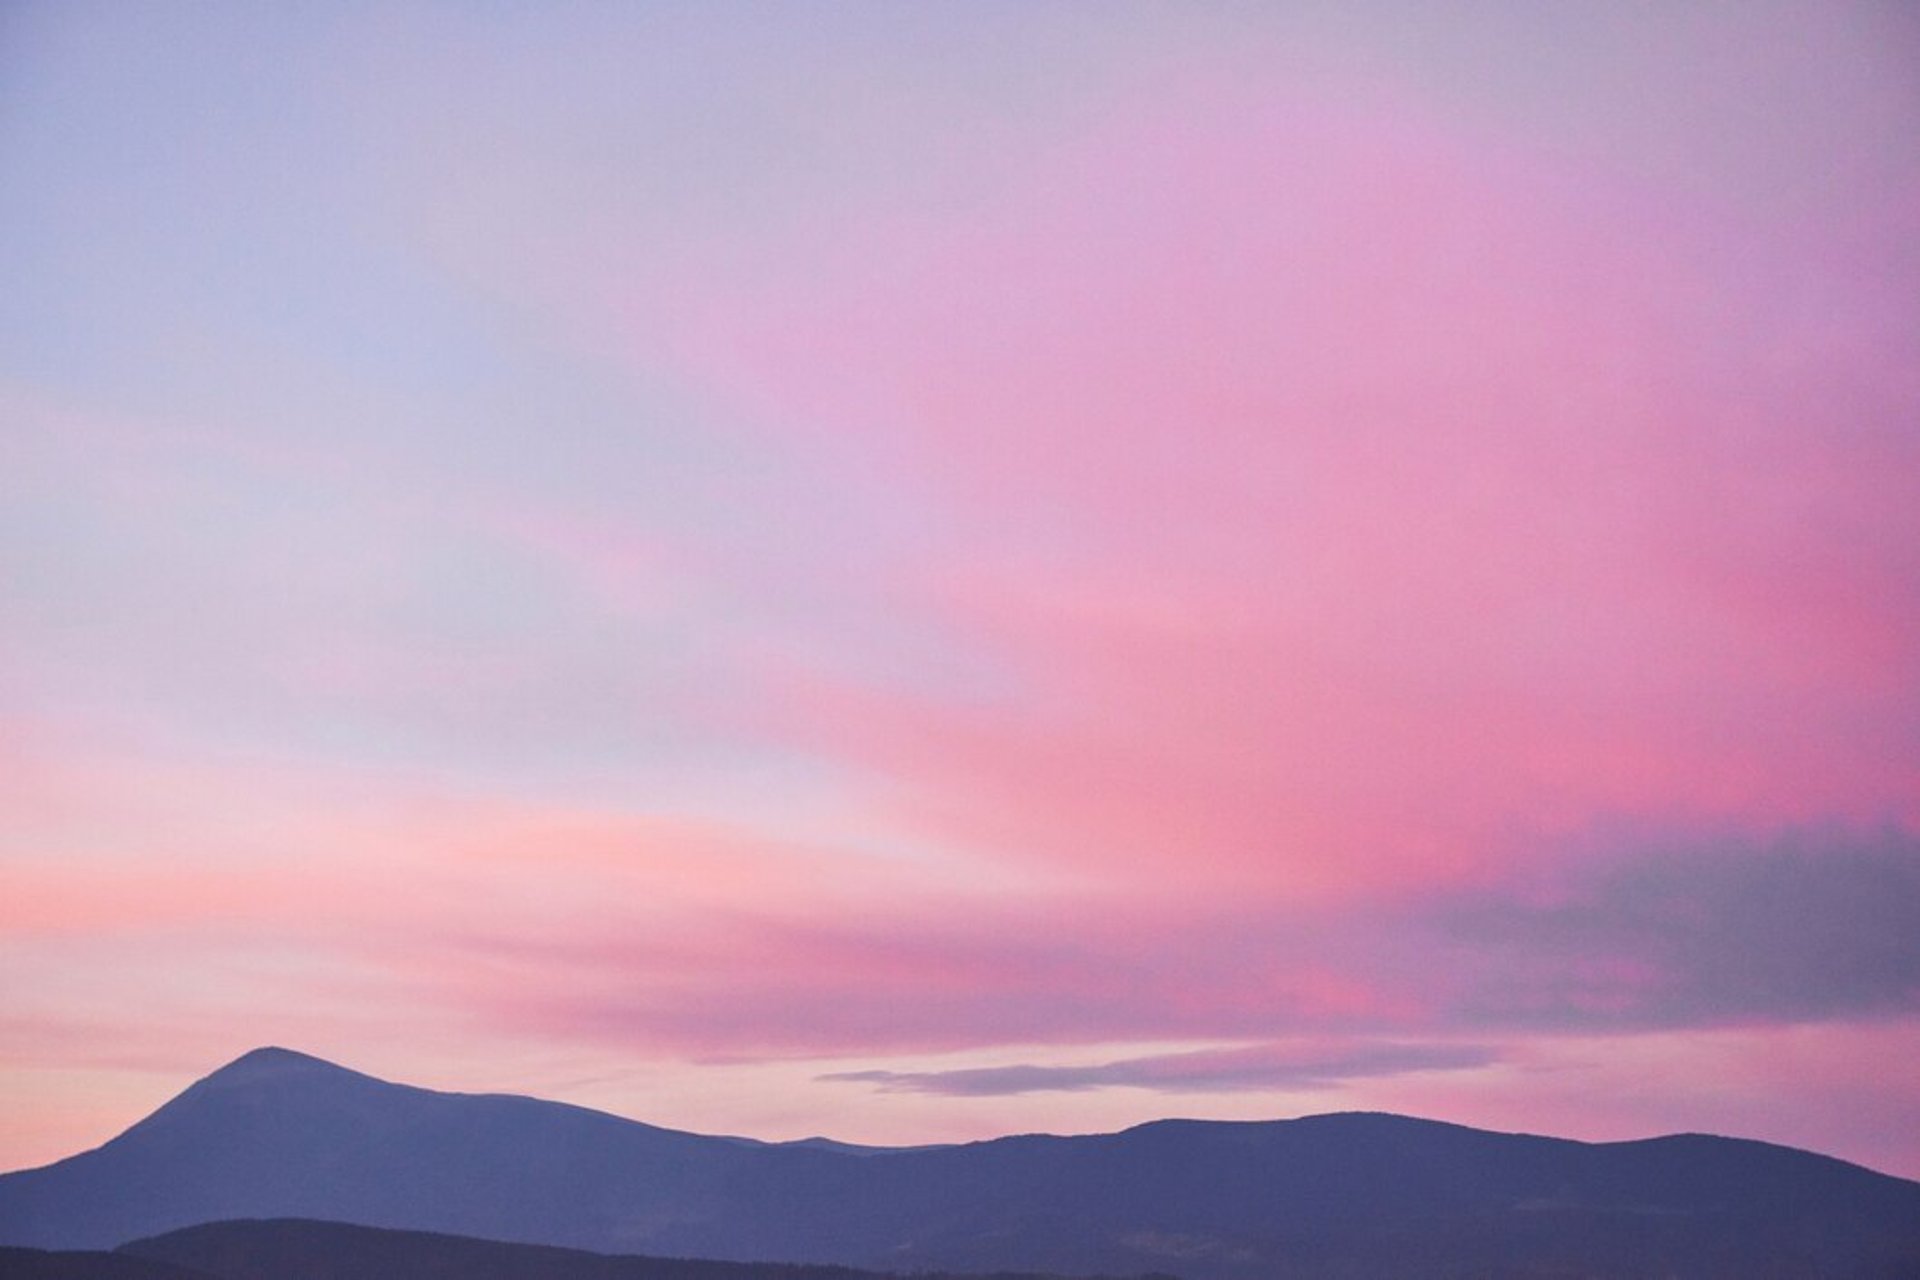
xmin=3 ymin=1047 xmax=1917 ymax=1279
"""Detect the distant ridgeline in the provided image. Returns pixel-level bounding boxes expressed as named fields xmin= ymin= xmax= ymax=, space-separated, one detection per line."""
xmin=5 ymin=1219 xmax=1179 ymax=1280
xmin=1 ymin=1048 xmax=1917 ymax=1280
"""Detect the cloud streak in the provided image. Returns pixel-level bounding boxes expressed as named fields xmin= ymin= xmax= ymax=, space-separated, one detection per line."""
xmin=822 ymin=1040 xmax=1498 ymax=1097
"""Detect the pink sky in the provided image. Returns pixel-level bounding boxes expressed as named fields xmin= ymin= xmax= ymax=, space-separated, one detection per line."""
xmin=2 ymin=3 xmax=1918 ymax=1178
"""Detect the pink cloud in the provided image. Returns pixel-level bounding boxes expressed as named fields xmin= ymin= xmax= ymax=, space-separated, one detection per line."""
xmin=623 ymin=75 xmax=1919 ymax=900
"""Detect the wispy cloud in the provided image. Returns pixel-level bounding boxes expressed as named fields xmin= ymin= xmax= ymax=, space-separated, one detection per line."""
xmin=821 ymin=1040 xmax=1497 ymax=1097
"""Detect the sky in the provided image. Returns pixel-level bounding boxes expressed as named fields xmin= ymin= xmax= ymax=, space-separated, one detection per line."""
xmin=2 ymin=2 xmax=1918 ymax=1179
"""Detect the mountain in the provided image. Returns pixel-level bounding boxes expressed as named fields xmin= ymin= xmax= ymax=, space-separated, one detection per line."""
xmin=0 ymin=1246 xmax=216 ymax=1280
xmin=0 ymin=1047 xmax=777 ymax=1255
xmin=3 ymin=1047 xmax=1919 ymax=1279
xmin=117 ymin=1218 xmax=1168 ymax=1280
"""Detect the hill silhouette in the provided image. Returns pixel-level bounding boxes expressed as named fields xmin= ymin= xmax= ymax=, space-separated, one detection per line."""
xmin=118 ymin=1219 xmax=1171 ymax=1280
xmin=0 ymin=1245 xmax=217 ymax=1279
xmin=2 ymin=1047 xmax=1917 ymax=1278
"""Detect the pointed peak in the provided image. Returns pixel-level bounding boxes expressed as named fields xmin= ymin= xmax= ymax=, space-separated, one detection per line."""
xmin=225 ymin=1045 xmax=340 ymax=1068
xmin=201 ymin=1046 xmax=360 ymax=1085
xmin=106 ymin=1048 xmax=387 ymax=1146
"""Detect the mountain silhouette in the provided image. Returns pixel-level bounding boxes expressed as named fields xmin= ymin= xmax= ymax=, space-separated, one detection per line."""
xmin=115 ymin=1218 xmax=1168 ymax=1280
xmin=0 ymin=1245 xmax=216 ymax=1279
xmin=3 ymin=1047 xmax=1918 ymax=1279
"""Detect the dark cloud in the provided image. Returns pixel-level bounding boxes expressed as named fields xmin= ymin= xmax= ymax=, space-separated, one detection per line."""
xmin=1431 ymin=826 xmax=1920 ymax=1030
xmin=820 ymin=1039 xmax=1496 ymax=1096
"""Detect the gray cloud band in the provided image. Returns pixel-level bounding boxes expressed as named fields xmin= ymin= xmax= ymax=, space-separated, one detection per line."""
xmin=821 ymin=1041 xmax=1497 ymax=1096
xmin=1429 ymin=828 xmax=1920 ymax=1030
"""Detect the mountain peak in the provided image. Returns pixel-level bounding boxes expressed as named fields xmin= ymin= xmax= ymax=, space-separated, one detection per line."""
xmin=178 ymin=1047 xmax=383 ymax=1100
xmin=208 ymin=1046 xmax=350 ymax=1080
xmin=97 ymin=1047 xmax=396 ymax=1157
